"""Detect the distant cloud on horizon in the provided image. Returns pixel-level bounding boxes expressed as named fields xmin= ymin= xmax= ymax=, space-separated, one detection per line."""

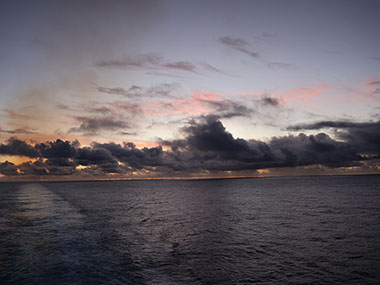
xmin=1 ymin=116 xmax=379 ymax=179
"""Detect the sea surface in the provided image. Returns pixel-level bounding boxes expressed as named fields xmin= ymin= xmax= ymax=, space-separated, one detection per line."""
xmin=1 ymin=175 xmax=380 ymax=284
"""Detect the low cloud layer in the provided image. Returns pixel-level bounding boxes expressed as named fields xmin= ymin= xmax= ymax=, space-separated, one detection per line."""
xmin=1 ymin=116 xmax=379 ymax=179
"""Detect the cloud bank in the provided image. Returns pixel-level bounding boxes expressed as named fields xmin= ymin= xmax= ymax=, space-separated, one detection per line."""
xmin=1 ymin=117 xmax=379 ymax=179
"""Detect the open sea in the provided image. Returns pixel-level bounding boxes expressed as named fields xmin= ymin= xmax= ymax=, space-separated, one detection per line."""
xmin=1 ymin=175 xmax=380 ymax=284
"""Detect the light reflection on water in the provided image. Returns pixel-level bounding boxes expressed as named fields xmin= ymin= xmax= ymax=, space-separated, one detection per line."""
xmin=1 ymin=176 xmax=380 ymax=284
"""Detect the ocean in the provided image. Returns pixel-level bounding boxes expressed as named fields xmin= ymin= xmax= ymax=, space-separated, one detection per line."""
xmin=1 ymin=175 xmax=380 ymax=284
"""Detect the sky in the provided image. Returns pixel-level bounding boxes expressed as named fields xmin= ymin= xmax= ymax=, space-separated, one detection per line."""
xmin=1 ymin=0 xmax=380 ymax=180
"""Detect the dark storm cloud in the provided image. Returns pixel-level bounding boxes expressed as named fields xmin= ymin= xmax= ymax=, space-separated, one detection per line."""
xmin=268 ymin=133 xmax=361 ymax=168
xmin=218 ymin=36 xmax=260 ymax=58
xmin=75 ymin=147 xmax=115 ymax=166
xmin=287 ymin=120 xmax=380 ymax=154
xmin=1 ymin=117 xmax=379 ymax=177
xmin=36 ymin=139 xmax=78 ymax=159
xmin=93 ymin=142 xmax=163 ymax=169
xmin=0 ymin=137 xmax=40 ymax=158
xmin=0 ymin=161 xmax=19 ymax=176
xmin=69 ymin=116 xmax=131 ymax=135
xmin=167 ymin=116 xmax=363 ymax=170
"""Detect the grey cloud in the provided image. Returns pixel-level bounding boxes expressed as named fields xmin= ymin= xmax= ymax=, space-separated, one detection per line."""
xmin=0 ymin=126 xmax=37 ymax=134
xmin=98 ymin=83 xmax=179 ymax=99
xmin=218 ymin=36 xmax=292 ymax=69
xmin=372 ymin=88 xmax=380 ymax=95
xmin=200 ymin=99 xmax=253 ymax=119
xmin=199 ymin=62 xmax=225 ymax=74
xmin=286 ymin=120 xmax=378 ymax=131
xmin=56 ymin=103 xmax=71 ymax=110
xmin=161 ymin=61 xmax=197 ymax=73
xmin=69 ymin=116 xmax=131 ymax=135
xmin=267 ymin=62 xmax=294 ymax=69
xmin=218 ymin=36 xmax=260 ymax=58
xmin=96 ymin=54 xmax=163 ymax=69
xmin=261 ymin=96 xmax=279 ymax=107
xmin=96 ymin=54 xmax=198 ymax=73
xmin=87 ymin=106 xmax=113 ymax=114
xmin=97 ymin=87 xmax=130 ymax=96
xmin=369 ymin=80 xmax=380 ymax=86
xmin=96 ymin=54 xmax=223 ymax=75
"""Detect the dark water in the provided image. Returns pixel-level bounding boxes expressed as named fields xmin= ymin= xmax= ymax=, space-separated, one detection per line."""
xmin=1 ymin=176 xmax=380 ymax=284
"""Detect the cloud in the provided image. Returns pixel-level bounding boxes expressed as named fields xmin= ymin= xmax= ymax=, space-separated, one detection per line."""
xmin=161 ymin=61 xmax=197 ymax=73
xmin=0 ymin=161 xmax=19 ymax=176
xmin=56 ymin=103 xmax=71 ymax=110
xmin=96 ymin=54 xmax=224 ymax=75
xmin=1 ymin=109 xmax=32 ymax=119
xmin=0 ymin=126 xmax=37 ymax=134
xmin=261 ymin=96 xmax=279 ymax=107
xmin=36 ymin=139 xmax=79 ymax=166
xmin=287 ymin=120 xmax=380 ymax=154
xmin=162 ymin=116 xmax=364 ymax=171
xmin=97 ymin=86 xmax=130 ymax=96
xmin=372 ymin=88 xmax=380 ymax=95
xmin=267 ymin=62 xmax=294 ymax=70
xmin=287 ymin=120 xmax=377 ymax=131
xmin=199 ymin=62 xmax=225 ymax=74
xmin=69 ymin=116 xmax=131 ymax=135
xmin=218 ymin=36 xmax=260 ymax=58
xmin=368 ymin=80 xmax=380 ymax=86
xmin=97 ymin=83 xmax=179 ymax=98
xmin=218 ymin=36 xmax=293 ymax=69
xmin=142 ymin=90 xmax=256 ymax=119
xmin=93 ymin=142 xmax=163 ymax=169
xmin=199 ymin=99 xmax=253 ymax=119
xmin=96 ymin=54 xmax=198 ymax=73
xmin=96 ymin=54 xmax=163 ymax=69
xmin=1 ymin=117 xmax=379 ymax=178
xmin=0 ymin=137 xmax=40 ymax=158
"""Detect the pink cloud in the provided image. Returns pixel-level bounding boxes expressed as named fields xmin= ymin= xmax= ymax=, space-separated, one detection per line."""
xmin=142 ymin=91 xmax=222 ymax=116
xmin=278 ymin=84 xmax=328 ymax=103
xmin=1 ymin=109 xmax=33 ymax=119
